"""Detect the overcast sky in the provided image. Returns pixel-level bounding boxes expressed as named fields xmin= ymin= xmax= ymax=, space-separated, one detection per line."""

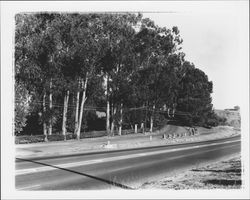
xmin=143 ymin=3 xmax=248 ymax=110
xmin=1 ymin=1 xmax=248 ymax=111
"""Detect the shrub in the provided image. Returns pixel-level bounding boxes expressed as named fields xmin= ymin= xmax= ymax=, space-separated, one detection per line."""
xmin=47 ymin=134 xmax=65 ymax=141
xmin=80 ymin=130 xmax=107 ymax=139
xmin=15 ymin=82 xmax=30 ymax=135
xmin=15 ymin=135 xmax=45 ymax=144
xmin=66 ymin=133 xmax=77 ymax=140
xmin=121 ymin=129 xmax=134 ymax=135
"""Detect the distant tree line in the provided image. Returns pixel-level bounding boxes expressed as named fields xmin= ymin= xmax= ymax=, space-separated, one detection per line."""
xmin=15 ymin=13 xmax=222 ymax=139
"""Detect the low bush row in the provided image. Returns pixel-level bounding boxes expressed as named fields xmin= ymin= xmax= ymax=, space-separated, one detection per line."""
xmin=15 ymin=130 xmax=109 ymax=144
xmin=15 ymin=128 xmax=156 ymax=144
xmin=80 ymin=130 xmax=107 ymax=138
xmin=15 ymin=133 xmax=78 ymax=144
xmin=15 ymin=135 xmax=46 ymax=144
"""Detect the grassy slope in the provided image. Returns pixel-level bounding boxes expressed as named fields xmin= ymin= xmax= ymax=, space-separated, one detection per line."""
xmin=140 ymin=155 xmax=241 ymax=189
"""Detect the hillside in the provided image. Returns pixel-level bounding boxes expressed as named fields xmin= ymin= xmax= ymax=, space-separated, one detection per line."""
xmin=215 ymin=109 xmax=241 ymax=129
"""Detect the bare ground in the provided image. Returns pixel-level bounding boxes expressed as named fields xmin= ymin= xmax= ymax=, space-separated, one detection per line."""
xmin=140 ymin=155 xmax=242 ymax=190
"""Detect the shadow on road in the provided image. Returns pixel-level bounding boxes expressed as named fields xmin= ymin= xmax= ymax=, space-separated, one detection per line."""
xmin=16 ymin=157 xmax=134 ymax=190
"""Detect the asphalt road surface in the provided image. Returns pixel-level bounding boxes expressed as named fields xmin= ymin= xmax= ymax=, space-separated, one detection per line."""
xmin=16 ymin=135 xmax=241 ymax=190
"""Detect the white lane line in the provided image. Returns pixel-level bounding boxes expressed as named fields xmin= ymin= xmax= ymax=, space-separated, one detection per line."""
xmin=138 ymin=153 xmax=147 ymax=156
xmin=16 ymin=139 xmax=240 ymax=176
xmin=17 ymin=184 xmax=41 ymax=190
xmin=159 ymin=143 xmax=240 ymax=163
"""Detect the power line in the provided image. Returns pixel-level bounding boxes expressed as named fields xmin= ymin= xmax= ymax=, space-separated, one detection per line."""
xmin=15 ymin=99 xmax=194 ymax=116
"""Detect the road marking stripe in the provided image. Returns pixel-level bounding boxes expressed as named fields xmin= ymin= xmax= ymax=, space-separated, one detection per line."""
xmin=17 ymin=184 xmax=41 ymax=190
xmin=16 ymin=139 xmax=240 ymax=176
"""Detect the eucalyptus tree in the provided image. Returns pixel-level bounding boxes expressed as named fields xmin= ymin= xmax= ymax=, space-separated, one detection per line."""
xmin=14 ymin=81 xmax=31 ymax=135
xmin=15 ymin=13 xmax=59 ymax=139
xmin=48 ymin=14 xmax=82 ymax=139
xmin=176 ymin=61 xmax=214 ymax=126
xmin=132 ymin=18 xmax=184 ymax=132
xmin=65 ymin=14 xmax=108 ymax=139
xmin=15 ymin=12 xmax=217 ymax=139
xmin=98 ymin=13 xmax=142 ymax=136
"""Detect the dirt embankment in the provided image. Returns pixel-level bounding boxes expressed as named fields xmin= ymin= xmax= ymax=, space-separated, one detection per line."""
xmin=140 ymin=155 xmax=242 ymax=190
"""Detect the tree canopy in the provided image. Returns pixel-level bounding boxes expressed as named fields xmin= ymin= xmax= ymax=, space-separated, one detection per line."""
xmin=15 ymin=12 xmax=220 ymax=136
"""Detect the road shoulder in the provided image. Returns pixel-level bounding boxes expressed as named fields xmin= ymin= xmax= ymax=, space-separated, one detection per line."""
xmin=15 ymin=126 xmax=240 ymax=159
xmin=140 ymin=154 xmax=241 ymax=189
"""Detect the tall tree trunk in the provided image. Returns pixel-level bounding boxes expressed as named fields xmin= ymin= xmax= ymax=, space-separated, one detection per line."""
xmin=118 ymin=102 xmax=123 ymax=136
xmin=145 ymin=101 xmax=148 ymax=131
xmin=106 ymin=99 xmax=110 ymax=135
xmin=172 ymin=103 xmax=176 ymax=117
xmin=48 ymin=79 xmax=53 ymax=135
xmin=150 ymin=104 xmax=155 ymax=133
xmin=62 ymin=90 xmax=69 ymax=140
xmin=105 ymin=74 xmax=110 ymax=136
xmin=76 ymin=74 xmax=88 ymax=140
xmin=74 ymin=79 xmax=80 ymax=135
xmin=111 ymin=106 xmax=117 ymax=136
xmin=43 ymin=91 xmax=47 ymax=141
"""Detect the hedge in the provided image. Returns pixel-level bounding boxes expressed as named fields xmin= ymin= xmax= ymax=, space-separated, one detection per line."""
xmin=47 ymin=134 xmax=65 ymax=141
xmin=80 ymin=130 xmax=107 ymax=139
xmin=15 ymin=128 xmax=147 ymax=144
xmin=15 ymin=135 xmax=46 ymax=144
xmin=66 ymin=133 xmax=77 ymax=140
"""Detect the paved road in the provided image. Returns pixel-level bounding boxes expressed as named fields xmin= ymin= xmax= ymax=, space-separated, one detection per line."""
xmin=15 ymin=135 xmax=241 ymax=190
